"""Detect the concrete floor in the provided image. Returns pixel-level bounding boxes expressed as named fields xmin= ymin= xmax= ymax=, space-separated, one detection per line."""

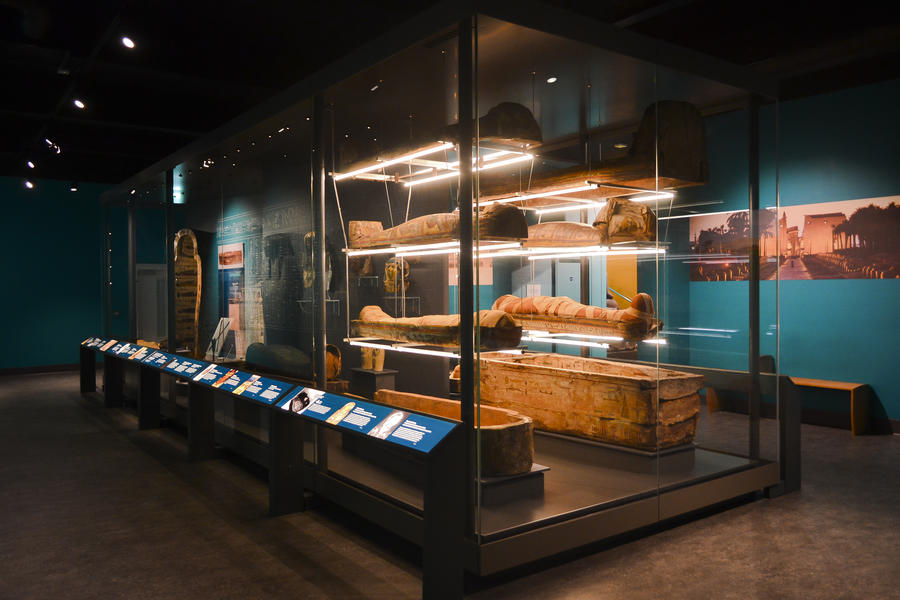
xmin=1 ymin=371 xmax=898 ymax=599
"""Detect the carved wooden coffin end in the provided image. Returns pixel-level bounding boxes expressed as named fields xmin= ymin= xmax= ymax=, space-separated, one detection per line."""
xmin=374 ymin=389 xmax=534 ymax=476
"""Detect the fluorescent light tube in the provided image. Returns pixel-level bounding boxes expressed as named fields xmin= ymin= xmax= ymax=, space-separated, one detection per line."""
xmin=534 ymin=201 xmax=607 ymax=216
xmin=481 ymin=183 xmax=598 ymax=206
xmin=333 ymin=142 xmax=455 ymax=181
xmin=348 ymin=339 xmax=460 ymax=359
xmin=405 ymin=154 xmax=533 ymax=188
xmin=521 ymin=335 xmax=610 ymax=350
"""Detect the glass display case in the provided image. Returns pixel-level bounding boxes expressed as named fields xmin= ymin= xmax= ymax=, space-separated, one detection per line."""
xmin=99 ymin=2 xmax=796 ymax=582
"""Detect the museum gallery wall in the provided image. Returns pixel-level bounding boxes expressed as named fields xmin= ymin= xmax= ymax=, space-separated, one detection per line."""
xmin=0 ymin=177 xmax=107 ymax=370
xmin=657 ymin=77 xmax=900 ymax=426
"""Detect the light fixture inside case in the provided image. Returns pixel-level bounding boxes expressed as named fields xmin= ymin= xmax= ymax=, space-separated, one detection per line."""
xmin=344 ymin=240 xmax=522 ymax=258
xmin=521 ymin=334 xmax=609 ymax=349
xmin=480 ymin=183 xmax=599 ymax=207
xmin=404 ymin=153 xmax=533 ymax=188
xmin=332 ymin=141 xmax=455 ymax=181
xmin=348 ymin=339 xmax=461 ymax=359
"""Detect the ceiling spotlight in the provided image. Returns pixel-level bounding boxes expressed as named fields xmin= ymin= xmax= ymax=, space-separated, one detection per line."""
xmin=546 ymin=76 xmax=558 ymax=83
xmin=26 ymin=161 xmax=35 ymax=169
xmin=121 ymin=36 xmax=135 ymax=49
xmin=130 ymin=189 xmax=136 ymax=195
xmin=70 ymin=182 xmax=79 ymax=192
xmin=614 ymin=143 xmax=628 ymax=149
xmin=44 ymin=138 xmax=53 ymax=147
xmin=370 ymin=84 xmax=379 ymax=92
xmin=73 ymin=99 xmax=85 ymax=109
xmin=25 ymin=180 xmax=34 ymax=189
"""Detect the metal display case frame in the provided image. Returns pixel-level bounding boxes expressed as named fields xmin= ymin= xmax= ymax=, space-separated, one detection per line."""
xmin=99 ymin=0 xmax=800 ymax=591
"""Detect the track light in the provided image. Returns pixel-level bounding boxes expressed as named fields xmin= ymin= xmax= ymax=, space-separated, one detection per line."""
xmin=25 ymin=180 xmax=34 ymax=189
xmin=121 ymin=36 xmax=135 ymax=49
xmin=73 ymin=99 xmax=85 ymax=109
xmin=26 ymin=161 xmax=35 ymax=169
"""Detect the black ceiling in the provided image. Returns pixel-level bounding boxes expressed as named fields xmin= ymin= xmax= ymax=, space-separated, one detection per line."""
xmin=3 ymin=0 xmax=900 ymax=185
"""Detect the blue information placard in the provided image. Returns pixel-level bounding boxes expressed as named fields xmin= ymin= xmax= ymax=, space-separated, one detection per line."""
xmin=98 ymin=339 xmax=119 ymax=352
xmin=112 ymin=343 xmax=142 ymax=358
xmin=209 ymin=369 xmax=253 ymax=393
xmin=126 ymin=346 xmax=152 ymax=362
xmin=106 ymin=342 xmax=125 ymax=355
xmin=232 ymin=375 xmax=291 ymax=405
xmin=142 ymin=350 xmax=175 ymax=369
xmin=81 ymin=337 xmax=105 ymax=349
xmin=277 ymin=388 xmax=457 ymax=454
xmin=161 ymin=356 xmax=209 ymax=379
xmin=190 ymin=363 xmax=227 ymax=385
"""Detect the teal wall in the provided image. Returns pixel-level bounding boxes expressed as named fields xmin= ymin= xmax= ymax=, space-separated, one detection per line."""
xmin=0 ymin=177 xmax=108 ymax=369
xmin=641 ymin=78 xmax=900 ymax=421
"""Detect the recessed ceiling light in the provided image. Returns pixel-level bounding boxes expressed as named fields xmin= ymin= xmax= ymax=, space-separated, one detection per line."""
xmin=546 ymin=76 xmax=558 ymax=84
xmin=130 ymin=189 xmax=136 ymax=195
xmin=70 ymin=182 xmax=78 ymax=192
xmin=26 ymin=161 xmax=35 ymax=169
xmin=121 ymin=36 xmax=135 ymax=49
xmin=614 ymin=143 xmax=628 ymax=149
xmin=73 ymin=99 xmax=85 ymax=109
xmin=25 ymin=180 xmax=34 ymax=189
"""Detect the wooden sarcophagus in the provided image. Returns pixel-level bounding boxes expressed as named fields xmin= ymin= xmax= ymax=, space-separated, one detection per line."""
xmin=374 ymin=389 xmax=533 ymax=476
xmin=460 ymin=353 xmax=704 ymax=451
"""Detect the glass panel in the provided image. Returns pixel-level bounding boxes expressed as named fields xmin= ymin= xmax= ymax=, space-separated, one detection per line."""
xmin=651 ymin=64 xmax=779 ymax=496
xmin=472 ymin=15 xmax=779 ymax=540
xmin=104 ymin=174 xmax=167 ymax=342
xmin=105 ymin=203 xmax=129 ymax=340
xmin=474 ymin=16 xmax=667 ymax=539
xmin=317 ymin=26 xmax=461 ymax=507
xmin=173 ymin=100 xmax=314 ymax=451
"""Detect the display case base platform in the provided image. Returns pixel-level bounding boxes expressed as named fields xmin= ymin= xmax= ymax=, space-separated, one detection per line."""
xmin=312 ymin=421 xmax=781 ymax=576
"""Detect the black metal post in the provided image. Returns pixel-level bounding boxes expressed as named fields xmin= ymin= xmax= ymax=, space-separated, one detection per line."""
xmin=165 ymin=170 xmax=177 ymax=354
xmin=128 ymin=200 xmax=137 ymax=341
xmin=138 ymin=365 xmax=161 ymax=430
xmin=766 ymin=375 xmax=801 ymax=497
xmin=457 ymin=16 xmax=476 ymax=536
xmin=423 ymin=427 xmax=466 ymax=599
xmin=268 ymin=407 xmax=307 ymax=516
xmin=80 ymin=347 xmax=96 ymax=393
xmin=103 ymin=355 xmax=123 ymax=408
xmin=313 ymin=94 xmax=327 ymax=390
xmin=748 ymin=95 xmax=761 ymax=461
xmin=188 ymin=384 xmax=216 ymax=461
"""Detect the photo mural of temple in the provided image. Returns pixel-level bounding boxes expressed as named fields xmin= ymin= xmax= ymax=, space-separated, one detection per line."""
xmin=690 ymin=195 xmax=900 ymax=280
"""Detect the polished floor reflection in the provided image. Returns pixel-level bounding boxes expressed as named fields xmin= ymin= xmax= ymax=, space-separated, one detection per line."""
xmin=1 ymin=371 xmax=897 ymax=599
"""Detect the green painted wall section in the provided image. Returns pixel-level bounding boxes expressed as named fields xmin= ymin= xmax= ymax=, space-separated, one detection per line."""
xmin=0 ymin=177 xmax=108 ymax=369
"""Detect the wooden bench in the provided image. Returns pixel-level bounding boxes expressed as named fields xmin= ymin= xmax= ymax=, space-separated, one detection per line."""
xmin=789 ymin=377 xmax=871 ymax=435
